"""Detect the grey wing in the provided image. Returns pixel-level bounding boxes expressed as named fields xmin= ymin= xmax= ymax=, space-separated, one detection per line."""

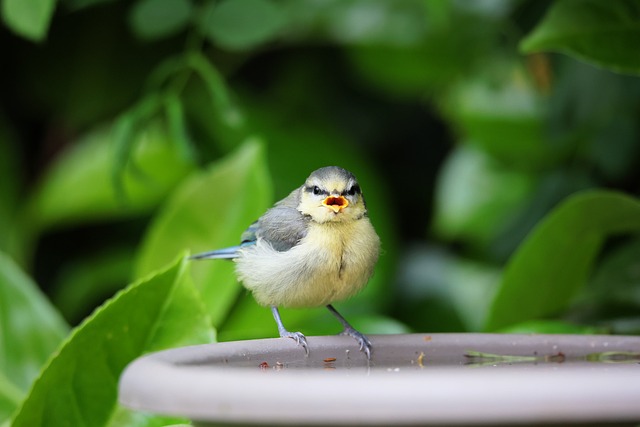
xmin=240 ymin=221 xmax=259 ymax=244
xmin=191 ymin=189 xmax=306 ymax=260
xmin=254 ymin=188 xmax=308 ymax=252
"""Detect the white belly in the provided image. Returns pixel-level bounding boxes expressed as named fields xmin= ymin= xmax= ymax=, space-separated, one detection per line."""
xmin=235 ymin=219 xmax=380 ymax=308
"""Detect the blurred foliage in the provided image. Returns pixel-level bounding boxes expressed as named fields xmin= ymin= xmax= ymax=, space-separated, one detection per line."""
xmin=135 ymin=140 xmax=271 ymax=327
xmin=2 ymin=0 xmax=640 ymax=425
xmin=486 ymin=191 xmax=640 ymax=331
xmin=520 ymin=0 xmax=640 ymax=75
xmin=12 ymin=256 xmax=213 ymax=427
xmin=0 ymin=253 xmax=68 ymax=421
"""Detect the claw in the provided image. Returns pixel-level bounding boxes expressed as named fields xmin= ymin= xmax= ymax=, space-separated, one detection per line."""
xmin=271 ymin=306 xmax=309 ymax=356
xmin=341 ymin=327 xmax=372 ymax=360
xmin=327 ymin=304 xmax=373 ymax=360
xmin=281 ymin=330 xmax=309 ymax=355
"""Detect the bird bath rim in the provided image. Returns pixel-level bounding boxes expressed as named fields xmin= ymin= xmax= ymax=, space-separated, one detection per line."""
xmin=119 ymin=333 xmax=640 ymax=426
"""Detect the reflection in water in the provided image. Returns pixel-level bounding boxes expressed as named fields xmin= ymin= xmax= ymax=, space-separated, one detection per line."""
xmin=180 ymin=349 xmax=640 ymax=374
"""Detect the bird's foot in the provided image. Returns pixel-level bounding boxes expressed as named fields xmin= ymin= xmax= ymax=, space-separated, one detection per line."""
xmin=280 ymin=330 xmax=309 ymax=356
xmin=340 ymin=327 xmax=372 ymax=360
xmin=271 ymin=306 xmax=309 ymax=356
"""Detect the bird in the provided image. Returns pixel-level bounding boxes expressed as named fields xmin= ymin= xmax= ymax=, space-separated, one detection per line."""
xmin=190 ymin=166 xmax=380 ymax=358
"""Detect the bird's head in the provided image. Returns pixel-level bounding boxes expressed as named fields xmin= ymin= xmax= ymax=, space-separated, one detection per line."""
xmin=298 ymin=166 xmax=367 ymax=223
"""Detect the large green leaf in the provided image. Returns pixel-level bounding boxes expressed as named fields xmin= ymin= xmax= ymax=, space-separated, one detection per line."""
xmin=25 ymin=123 xmax=196 ymax=233
xmin=11 ymin=256 xmax=214 ymax=427
xmin=485 ymin=191 xmax=640 ymax=331
xmin=0 ymin=370 xmax=22 ymax=423
xmin=135 ymin=139 xmax=272 ymax=327
xmin=1 ymin=0 xmax=56 ymax=41
xmin=520 ymin=0 xmax=640 ymax=75
xmin=0 ymin=252 xmax=68 ymax=422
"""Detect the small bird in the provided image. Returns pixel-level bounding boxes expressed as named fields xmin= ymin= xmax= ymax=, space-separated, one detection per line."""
xmin=190 ymin=166 xmax=380 ymax=358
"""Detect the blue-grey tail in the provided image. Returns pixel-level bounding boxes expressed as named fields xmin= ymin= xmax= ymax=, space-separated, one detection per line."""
xmin=189 ymin=246 xmax=240 ymax=260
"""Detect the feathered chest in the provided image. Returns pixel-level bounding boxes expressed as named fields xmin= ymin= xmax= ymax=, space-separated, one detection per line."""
xmin=235 ymin=217 xmax=380 ymax=307
xmin=301 ymin=220 xmax=377 ymax=279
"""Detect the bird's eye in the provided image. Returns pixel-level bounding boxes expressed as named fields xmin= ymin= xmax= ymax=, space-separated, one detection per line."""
xmin=313 ymin=186 xmax=322 ymax=195
xmin=347 ymin=185 xmax=360 ymax=196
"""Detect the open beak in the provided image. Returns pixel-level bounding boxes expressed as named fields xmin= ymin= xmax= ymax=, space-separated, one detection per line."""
xmin=322 ymin=195 xmax=349 ymax=213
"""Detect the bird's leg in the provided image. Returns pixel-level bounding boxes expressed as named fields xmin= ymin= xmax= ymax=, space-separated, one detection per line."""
xmin=326 ymin=304 xmax=372 ymax=359
xmin=271 ymin=306 xmax=309 ymax=356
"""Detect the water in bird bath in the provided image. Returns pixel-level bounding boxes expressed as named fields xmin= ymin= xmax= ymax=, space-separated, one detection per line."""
xmin=165 ymin=332 xmax=640 ymax=371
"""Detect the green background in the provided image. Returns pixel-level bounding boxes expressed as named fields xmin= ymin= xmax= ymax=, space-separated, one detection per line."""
xmin=2 ymin=0 xmax=640 ymax=425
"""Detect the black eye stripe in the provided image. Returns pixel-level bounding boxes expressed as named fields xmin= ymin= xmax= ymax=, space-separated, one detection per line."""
xmin=305 ymin=184 xmax=361 ymax=196
xmin=305 ymin=185 xmax=328 ymax=196
xmin=345 ymin=185 xmax=361 ymax=196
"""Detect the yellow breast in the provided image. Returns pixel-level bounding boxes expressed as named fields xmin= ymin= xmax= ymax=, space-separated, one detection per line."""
xmin=235 ymin=218 xmax=380 ymax=308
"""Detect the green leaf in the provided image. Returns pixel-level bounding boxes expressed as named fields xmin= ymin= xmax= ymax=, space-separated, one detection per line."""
xmin=11 ymin=256 xmax=214 ymax=427
xmin=200 ymin=0 xmax=285 ymax=50
xmin=25 ymin=122 xmax=196 ymax=233
xmin=0 ymin=371 xmax=23 ymax=423
xmin=135 ymin=139 xmax=272 ymax=326
xmin=1 ymin=0 xmax=56 ymax=41
xmin=485 ymin=190 xmax=640 ymax=331
xmin=129 ymin=0 xmax=193 ymax=41
xmin=520 ymin=0 xmax=640 ymax=75
xmin=0 ymin=252 xmax=68 ymax=397
xmin=105 ymin=405 xmax=188 ymax=427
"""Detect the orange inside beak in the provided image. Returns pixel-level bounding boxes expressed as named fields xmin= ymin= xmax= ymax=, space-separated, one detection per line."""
xmin=322 ymin=196 xmax=349 ymax=213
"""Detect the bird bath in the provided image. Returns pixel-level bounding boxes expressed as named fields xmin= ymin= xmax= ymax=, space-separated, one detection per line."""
xmin=119 ymin=333 xmax=640 ymax=426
